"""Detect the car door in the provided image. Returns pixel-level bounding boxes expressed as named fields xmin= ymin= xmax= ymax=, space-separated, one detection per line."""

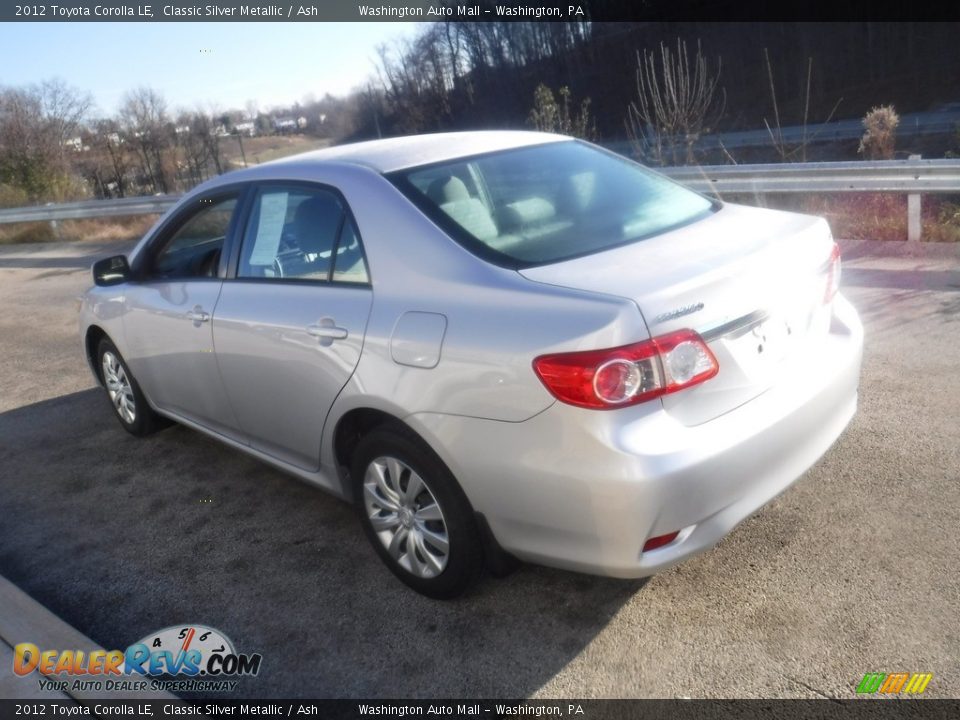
xmin=122 ymin=191 xmax=246 ymax=438
xmin=212 ymin=183 xmax=373 ymax=471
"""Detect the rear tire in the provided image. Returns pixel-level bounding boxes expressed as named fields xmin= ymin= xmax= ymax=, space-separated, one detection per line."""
xmin=352 ymin=423 xmax=483 ymax=599
xmin=97 ymin=338 xmax=164 ymax=437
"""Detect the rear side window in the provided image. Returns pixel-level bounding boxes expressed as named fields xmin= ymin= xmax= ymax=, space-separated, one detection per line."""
xmin=332 ymin=218 xmax=368 ymax=283
xmin=238 ymin=187 xmax=369 ymax=284
xmin=389 ymin=140 xmax=715 ymax=268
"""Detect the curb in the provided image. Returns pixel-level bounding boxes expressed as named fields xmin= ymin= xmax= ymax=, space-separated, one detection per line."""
xmin=0 ymin=574 xmax=176 ymax=702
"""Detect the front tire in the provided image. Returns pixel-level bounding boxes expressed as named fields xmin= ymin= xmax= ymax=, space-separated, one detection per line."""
xmin=352 ymin=424 xmax=483 ymax=599
xmin=97 ymin=338 xmax=164 ymax=437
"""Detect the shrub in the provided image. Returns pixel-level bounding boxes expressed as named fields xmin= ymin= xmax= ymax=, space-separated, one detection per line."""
xmin=529 ymin=84 xmax=597 ymax=141
xmin=858 ymin=105 xmax=899 ymax=160
xmin=0 ymin=183 xmax=28 ymax=209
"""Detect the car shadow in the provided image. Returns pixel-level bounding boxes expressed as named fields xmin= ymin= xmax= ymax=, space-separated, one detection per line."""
xmin=0 ymin=389 xmax=643 ymax=698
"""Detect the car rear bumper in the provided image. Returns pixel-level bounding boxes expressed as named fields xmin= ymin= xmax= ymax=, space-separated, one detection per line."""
xmin=408 ymin=294 xmax=863 ymax=579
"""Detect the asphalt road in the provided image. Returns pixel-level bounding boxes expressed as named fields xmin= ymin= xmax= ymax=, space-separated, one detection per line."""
xmin=0 ymin=237 xmax=958 ymax=699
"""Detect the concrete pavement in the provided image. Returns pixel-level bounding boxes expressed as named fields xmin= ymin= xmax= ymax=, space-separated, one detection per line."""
xmin=0 ymin=237 xmax=957 ymax=699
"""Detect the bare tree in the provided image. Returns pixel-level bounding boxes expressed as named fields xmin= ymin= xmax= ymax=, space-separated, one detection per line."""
xmin=376 ymin=33 xmax=451 ymax=133
xmin=120 ymin=87 xmax=173 ymax=194
xmin=0 ymin=88 xmax=49 ymax=197
xmin=192 ymin=111 xmax=224 ymax=175
xmin=79 ymin=118 xmax=132 ymax=198
xmin=763 ymin=51 xmax=843 ymax=162
xmin=101 ymin=122 xmax=130 ymax=196
xmin=38 ymin=78 xmax=92 ymax=164
xmin=626 ymin=39 xmax=726 ymax=166
xmin=174 ymin=112 xmax=207 ymax=187
xmin=0 ymin=79 xmax=91 ymax=200
xmin=367 ymin=21 xmax=594 ymax=139
xmin=360 ymin=82 xmax=385 ymax=139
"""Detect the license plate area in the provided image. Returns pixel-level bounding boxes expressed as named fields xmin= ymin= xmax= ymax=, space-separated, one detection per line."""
xmin=726 ymin=297 xmax=814 ymax=376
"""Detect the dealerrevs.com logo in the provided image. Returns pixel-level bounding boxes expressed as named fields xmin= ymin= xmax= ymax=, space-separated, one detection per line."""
xmin=13 ymin=624 xmax=262 ymax=693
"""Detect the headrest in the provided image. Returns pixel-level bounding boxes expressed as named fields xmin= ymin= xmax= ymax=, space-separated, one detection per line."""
xmin=294 ymin=194 xmax=342 ymax=252
xmin=500 ymin=197 xmax=556 ymax=230
xmin=427 ymin=176 xmax=470 ymax=204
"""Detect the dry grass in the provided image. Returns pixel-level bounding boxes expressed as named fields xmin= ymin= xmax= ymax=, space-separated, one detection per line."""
xmin=802 ymin=193 xmax=909 ymax=241
xmin=221 ymin=134 xmax=331 ymax=168
xmin=0 ymin=214 xmax=158 ymax=245
xmin=728 ymin=193 xmax=960 ymax=242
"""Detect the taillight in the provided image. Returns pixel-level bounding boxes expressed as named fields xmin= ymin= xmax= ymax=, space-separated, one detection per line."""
xmin=823 ymin=242 xmax=841 ymax=303
xmin=532 ymin=329 xmax=719 ymax=410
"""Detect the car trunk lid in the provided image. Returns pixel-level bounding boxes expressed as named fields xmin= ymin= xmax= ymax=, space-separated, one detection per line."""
xmin=518 ymin=203 xmax=838 ymax=425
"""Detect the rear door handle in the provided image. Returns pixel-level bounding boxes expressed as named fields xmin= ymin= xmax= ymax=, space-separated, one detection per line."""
xmin=306 ymin=319 xmax=348 ymax=341
xmin=186 ymin=306 xmax=210 ymax=324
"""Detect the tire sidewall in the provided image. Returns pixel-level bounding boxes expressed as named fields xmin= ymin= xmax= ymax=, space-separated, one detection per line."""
xmin=97 ymin=338 xmax=154 ymax=436
xmin=352 ymin=425 xmax=482 ymax=599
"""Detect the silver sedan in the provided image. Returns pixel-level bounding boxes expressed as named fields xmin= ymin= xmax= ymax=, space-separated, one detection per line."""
xmin=79 ymin=131 xmax=863 ymax=598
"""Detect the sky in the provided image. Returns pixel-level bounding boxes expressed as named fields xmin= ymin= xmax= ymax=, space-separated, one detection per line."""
xmin=0 ymin=22 xmax=422 ymax=116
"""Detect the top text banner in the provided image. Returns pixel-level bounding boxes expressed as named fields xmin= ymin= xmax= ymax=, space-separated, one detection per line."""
xmin=7 ymin=0 xmax=593 ymax=22
xmin=2 ymin=0 xmax=956 ymax=22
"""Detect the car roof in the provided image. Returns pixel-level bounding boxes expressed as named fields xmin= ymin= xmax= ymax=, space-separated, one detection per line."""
xmin=267 ymin=130 xmax=569 ymax=174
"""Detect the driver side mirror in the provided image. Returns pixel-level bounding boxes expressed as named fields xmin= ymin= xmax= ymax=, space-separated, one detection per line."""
xmin=92 ymin=255 xmax=131 ymax=286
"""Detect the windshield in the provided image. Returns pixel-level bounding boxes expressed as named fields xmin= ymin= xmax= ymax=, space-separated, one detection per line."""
xmin=388 ymin=140 xmax=716 ymax=268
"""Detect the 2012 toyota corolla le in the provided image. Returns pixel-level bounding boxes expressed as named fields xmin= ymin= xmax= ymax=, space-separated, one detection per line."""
xmin=79 ymin=131 xmax=863 ymax=598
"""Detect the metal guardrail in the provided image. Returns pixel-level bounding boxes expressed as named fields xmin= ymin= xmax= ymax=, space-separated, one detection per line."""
xmin=0 ymin=194 xmax=179 ymax=224
xmin=660 ymin=158 xmax=960 ymax=242
xmin=0 ymin=159 xmax=958 ymax=241
xmin=662 ymin=159 xmax=960 ymax=194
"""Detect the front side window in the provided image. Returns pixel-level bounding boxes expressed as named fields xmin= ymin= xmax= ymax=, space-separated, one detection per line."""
xmin=238 ymin=187 xmax=369 ymax=284
xmin=389 ymin=140 xmax=716 ymax=268
xmin=148 ymin=195 xmax=237 ymax=280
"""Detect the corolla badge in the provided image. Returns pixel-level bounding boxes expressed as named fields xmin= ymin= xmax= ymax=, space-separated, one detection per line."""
xmin=653 ymin=302 xmax=705 ymax=324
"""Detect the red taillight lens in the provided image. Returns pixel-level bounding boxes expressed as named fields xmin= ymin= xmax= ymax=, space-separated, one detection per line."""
xmin=643 ymin=530 xmax=680 ymax=552
xmin=824 ymin=242 xmax=841 ymax=303
xmin=532 ymin=329 xmax=719 ymax=410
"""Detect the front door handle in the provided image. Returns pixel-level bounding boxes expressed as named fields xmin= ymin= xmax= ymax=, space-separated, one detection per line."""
xmin=186 ymin=306 xmax=210 ymax=325
xmin=307 ymin=326 xmax=348 ymax=339
xmin=306 ymin=318 xmax=348 ymax=344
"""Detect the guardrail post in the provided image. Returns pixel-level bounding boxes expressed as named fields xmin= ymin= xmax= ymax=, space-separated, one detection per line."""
xmin=46 ymin=202 xmax=60 ymax=241
xmin=907 ymin=154 xmax=922 ymax=243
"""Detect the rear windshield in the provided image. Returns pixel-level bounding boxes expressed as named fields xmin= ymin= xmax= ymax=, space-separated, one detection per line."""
xmin=387 ymin=140 xmax=716 ymax=268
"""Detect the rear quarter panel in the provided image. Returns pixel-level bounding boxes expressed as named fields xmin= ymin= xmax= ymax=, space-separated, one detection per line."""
xmin=316 ymin=165 xmax=650 ymax=462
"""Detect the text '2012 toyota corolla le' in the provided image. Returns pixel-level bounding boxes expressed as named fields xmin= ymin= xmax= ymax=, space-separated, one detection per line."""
xmin=80 ymin=131 xmax=863 ymax=598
